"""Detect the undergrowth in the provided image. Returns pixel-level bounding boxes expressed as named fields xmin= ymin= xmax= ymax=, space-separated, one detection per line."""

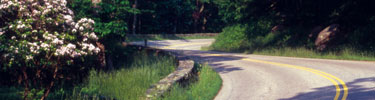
xmin=160 ymin=64 xmax=222 ymax=100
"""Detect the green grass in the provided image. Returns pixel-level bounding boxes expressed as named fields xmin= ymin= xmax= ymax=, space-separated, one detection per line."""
xmin=73 ymin=52 xmax=176 ymax=100
xmin=209 ymin=25 xmax=250 ymax=52
xmin=210 ymin=24 xmax=375 ymax=61
xmin=250 ymin=47 xmax=375 ymax=61
xmin=126 ymin=34 xmax=216 ymax=42
xmin=0 ymin=47 xmax=177 ymax=100
xmin=159 ymin=64 xmax=222 ymax=100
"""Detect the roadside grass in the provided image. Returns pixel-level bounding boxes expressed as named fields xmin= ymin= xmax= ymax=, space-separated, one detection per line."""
xmin=126 ymin=34 xmax=217 ymax=42
xmin=209 ymin=24 xmax=375 ymax=61
xmin=76 ymin=54 xmax=176 ymax=100
xmin=63 ymin=50 xmax=177 ymax=100
xmin=209 ymin=43 xmax=375 ymax=61
xmin=250 ymin=47 xmax=375 ymax=61
xmin=0 ymin=46 xmax=177 ymax=100
xmin=160 ymin=64 xmax=222 ymax=100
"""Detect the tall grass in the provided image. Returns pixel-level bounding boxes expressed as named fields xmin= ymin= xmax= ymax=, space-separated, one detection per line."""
xmin=210 ymin=24 xmax=249 ymax=52
xmin=74 ymin=53 xmax=176 ymax=100
xmin=160 ymin=64 xmax=222 ymax=100
xmin=210 ymin=23 xmax=375 ymax=61
xmin=0 ymin=48 xmax=178 ymax=100
xmin=252 ymin=47 xmax=375 ymax=61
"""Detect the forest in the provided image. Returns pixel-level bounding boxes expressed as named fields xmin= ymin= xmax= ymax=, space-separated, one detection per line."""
xmin=1 ymin=0 xmax=374 ymax=99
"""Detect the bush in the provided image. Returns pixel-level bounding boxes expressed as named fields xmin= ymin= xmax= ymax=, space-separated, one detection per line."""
xmin=210 ymin=24 xmax=249 ymax=52
xmin=160 ymin=64 xmax=222 ymax=100
xmin=211 ymin=18 xmax=274 ymax=52
xmin=0 ymin=0 xmax=100 ymax=99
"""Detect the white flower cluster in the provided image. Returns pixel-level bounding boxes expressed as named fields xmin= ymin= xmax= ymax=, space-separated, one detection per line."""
xmin=0 ymin=0 xmax=100 ymax=62
xmin=0 ymin=0 xmax=18 ymax=10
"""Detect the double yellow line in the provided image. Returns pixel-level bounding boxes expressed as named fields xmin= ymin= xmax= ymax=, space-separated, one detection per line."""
xmin=241 ymin=58 xmax=348 ymax=100
xmin=162 ymin=42 xmax=348 ymax=100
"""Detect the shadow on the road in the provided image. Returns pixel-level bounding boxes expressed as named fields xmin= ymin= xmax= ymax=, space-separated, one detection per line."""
xmin=210 ymin=64 xmax=244 ymax=74
xmin=168 ymin=49 xmax=246 ymax=73
xmin=280 ymin=77 xmax=375 ymax=100
xmin=131 ymin=41 xmax=246 ymax=73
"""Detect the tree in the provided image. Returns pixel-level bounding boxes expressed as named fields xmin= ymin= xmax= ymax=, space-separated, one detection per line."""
xmin=68 ymin=0 xmax=138 ymax=69
xmin=0 ymin=0 xmax=100 ymax=99
xmin=132 ymin=0 xmax=138 ymax=34
xmin=212 ymin=0 xmax=375 ymax=50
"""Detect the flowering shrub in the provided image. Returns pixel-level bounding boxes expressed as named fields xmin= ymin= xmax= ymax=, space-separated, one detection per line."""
xmin=0 ymin=0 xmax=100 ymax=99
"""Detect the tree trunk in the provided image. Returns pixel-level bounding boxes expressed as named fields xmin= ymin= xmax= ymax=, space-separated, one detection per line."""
xmin=22 ymin=67 xmax=29 ymax=100
xmin=193 ymin=0 xmax=200 ymax=33
xmin=201 ymin=4 xmax=206 ymax=32
xmin=193 ymin=0 xmax=204 ymax=33
xmin=138 ymin=15 xmax=141 ymax=34
xmin=96 ymin=42 xmax=106 ymax=69
xmin=40 ymin=80 xmax=54 ymax=100
xmin=40 ymin=63 xmax=59 ymax=100
xmin=202 ymin=17 xmax=206 ymax=32
xmin=174 ymin=1 xmax=180 ymax=33
xmin=174 ymin=16 xmax=178 ymax=33
xmin=106 ymin=54 xmax=114 ymax=71
xmin=132 ymin=0 xmax=138 ymax=34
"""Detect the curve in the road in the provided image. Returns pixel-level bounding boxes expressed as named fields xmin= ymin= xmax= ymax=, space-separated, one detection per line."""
xmin=134 ymin=39 xmax=375 ymax=100
xmin=242 ymin=58 xmax=347 ymax=100
xmin=165 ymin=43 xmax=348 ymax=100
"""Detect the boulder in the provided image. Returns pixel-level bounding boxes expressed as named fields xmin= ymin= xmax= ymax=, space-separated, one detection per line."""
xmin=314 ymin=24 xmax=340 ymax=51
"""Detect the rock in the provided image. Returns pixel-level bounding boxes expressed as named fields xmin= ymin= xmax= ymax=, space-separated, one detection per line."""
xmin=314 ymin=24 xmax=340 ymax=51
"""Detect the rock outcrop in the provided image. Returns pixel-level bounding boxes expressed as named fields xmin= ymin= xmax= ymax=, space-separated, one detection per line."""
xmin=314 ymin=24 xmax=340 ymax=51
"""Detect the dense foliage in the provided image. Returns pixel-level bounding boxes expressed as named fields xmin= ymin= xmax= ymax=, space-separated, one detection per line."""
xmin=212 ymin=0 xmax=375 ymax=51
xmin=69 ymin=0 xmax=224 ymax=35
xmin=135 ymin=0 xmax=224 ymax=33
xmin=68 ymin=0 xmax=134 ymax=45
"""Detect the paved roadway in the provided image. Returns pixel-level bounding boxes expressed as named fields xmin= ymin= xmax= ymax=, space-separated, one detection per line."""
xmin=132 ymin=39 xmax=375 ymax=100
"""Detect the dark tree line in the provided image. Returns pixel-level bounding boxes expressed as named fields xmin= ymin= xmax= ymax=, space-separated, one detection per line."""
xmin=69 ymin=0 xmax=224 ymax=35
xmin=213 ymin=0 xmax=375 ymax=50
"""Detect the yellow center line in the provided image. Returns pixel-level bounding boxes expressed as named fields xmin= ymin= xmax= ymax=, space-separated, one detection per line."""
xmin=161 ymin=42 xmax=348 ymax=100
xmin=242 ymin=58 xmax=344 ymax=100
xmin=203 ymin=54 xmax=348 ymax=100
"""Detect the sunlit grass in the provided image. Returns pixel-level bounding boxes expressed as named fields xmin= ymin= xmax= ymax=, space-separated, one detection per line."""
xmin=251 ymin=47 xmax=375 ymax=61
xmin=160 ymin=64 xmax=222 ymax=100
xmin=75 ymin=53 xmax=176 ymax=100
xmin=2 ymin=49 xmax=179 ymax=100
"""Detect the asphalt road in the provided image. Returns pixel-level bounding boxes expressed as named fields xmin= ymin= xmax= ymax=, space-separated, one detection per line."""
xmin=132 ymin=39 xmax=375 ymax=100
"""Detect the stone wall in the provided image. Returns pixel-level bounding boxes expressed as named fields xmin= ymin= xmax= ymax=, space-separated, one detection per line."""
xmin=143 ymin=50 xmax=195 ymax=100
